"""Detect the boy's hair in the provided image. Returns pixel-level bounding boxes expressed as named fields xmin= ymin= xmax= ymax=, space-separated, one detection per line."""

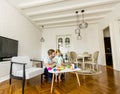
xmin=48 ymin=49 xmax=55 ymax=56
xmin=56 ymin=49 xmax=61 ymax=53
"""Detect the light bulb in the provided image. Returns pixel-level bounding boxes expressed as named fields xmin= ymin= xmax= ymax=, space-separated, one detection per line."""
xmin=40 ymin=37 xmax=45 ymax=42
xmin=77 ymin=32 xmax=82 ymax=40
xmin=79 ymin=22 xmax=88 ymax=29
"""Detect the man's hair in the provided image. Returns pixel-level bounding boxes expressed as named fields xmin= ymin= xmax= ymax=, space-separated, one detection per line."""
xmin=48 ymin=49 xmax=55 ymax=56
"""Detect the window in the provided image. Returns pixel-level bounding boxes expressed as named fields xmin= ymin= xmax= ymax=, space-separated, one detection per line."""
xmin=58 ymin=38 xmax=63 ymax=49
xmin=65 ymin=37 xmax=70 ymax=46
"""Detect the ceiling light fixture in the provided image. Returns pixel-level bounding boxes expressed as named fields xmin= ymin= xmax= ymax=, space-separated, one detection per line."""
xmin=75 ymin=11 xmax=82 ymax=40
xmin=40 ymin=25 xmax=45 ymax=42
xmin=79 ymin=10 xmax=88 ymax=29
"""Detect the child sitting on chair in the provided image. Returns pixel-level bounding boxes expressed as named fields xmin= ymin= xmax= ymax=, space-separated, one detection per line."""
xmin=54 ymin=49 xmax=64 ymax=82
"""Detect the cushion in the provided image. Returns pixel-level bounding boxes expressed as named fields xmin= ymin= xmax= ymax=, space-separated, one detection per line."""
xmin=13 ymin=67 xmax=44 ymax=79
xmin=12 ymin=56 xmax=32 ymax=72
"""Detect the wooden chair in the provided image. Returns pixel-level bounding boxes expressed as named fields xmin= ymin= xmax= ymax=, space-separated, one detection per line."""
xmin=84 ymin=51 xmax=99 ymax=71
xmin=67 ymin=51 xmax=80 ymax=67
xmin=9 ymin=56 xmax=44 ymax=94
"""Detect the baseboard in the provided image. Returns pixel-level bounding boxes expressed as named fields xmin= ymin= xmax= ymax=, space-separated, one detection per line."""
xmin=0 ymin=75 xmax=9 ymax=83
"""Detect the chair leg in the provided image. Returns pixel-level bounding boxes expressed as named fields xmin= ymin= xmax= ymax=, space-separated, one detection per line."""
xmin=22 ymin=79 xmax=25 ymax=94
xmin=96 ymin=64 xmax=99 ymax=71
xmin=92 ymin=64 xmax=95 ymax=71
xmin=41 ymin=74 xmax=43 ymax=84
xmin=9 ymin=78 xmax=11 ymax=85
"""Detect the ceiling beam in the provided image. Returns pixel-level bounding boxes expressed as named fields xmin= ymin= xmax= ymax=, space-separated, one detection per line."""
xmin=25 ymin=0 xmax=118 ymax=16
xmin=39 ymin=21 xmax=99 ymax=29
xmin=18 ymin=0 xmax=65 ymax=9
xmin=31 ymin=8 xmax=111 ymax=22
xmin=35 ymin=16 xmax=104 ymax=25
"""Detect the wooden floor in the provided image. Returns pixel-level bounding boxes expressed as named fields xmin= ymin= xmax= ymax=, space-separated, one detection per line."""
xmin=0 ymin=66 xmax=120 ymax=94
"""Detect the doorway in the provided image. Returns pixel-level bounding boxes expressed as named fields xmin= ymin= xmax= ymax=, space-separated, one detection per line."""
xmin=103 ymin=27 xmax=113 ymax=67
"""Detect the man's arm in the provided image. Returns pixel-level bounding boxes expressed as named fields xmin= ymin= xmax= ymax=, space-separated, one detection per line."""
xmin=49 ymin=62 xmax=56 ymax=68
xmin=44 ymin=62 xmax=56 ymax=68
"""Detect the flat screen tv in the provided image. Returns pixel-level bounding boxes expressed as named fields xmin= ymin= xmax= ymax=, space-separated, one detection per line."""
xmin=0 ymin=36 xmax=18 ymax=61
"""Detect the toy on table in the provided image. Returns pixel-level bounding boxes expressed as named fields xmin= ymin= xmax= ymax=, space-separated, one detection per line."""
xmin=47 ymin=67 xmax=52 ymax=70
xmin=74 ymin=65 xmax=77 ymax=69
xmin=53 ymin=66 xmax=65 ymax=71
xmin=67 ymin=64 xmax=74 ymax=69
xmin=67 ymin=64 xmax=78 ymax=69
xmin=53 ymin=68 xmax=56 ymax=71
xmin=56 ymin=67 xmax=61 ymax=71
xmin=60 ymin=66 xmax=65 ymax=70
xmin=67 ymin=65 xmax=71 ymax=68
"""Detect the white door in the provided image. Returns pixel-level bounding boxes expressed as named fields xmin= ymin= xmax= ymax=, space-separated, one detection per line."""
xmin=56 ymin=35 xmax=72 ymax=59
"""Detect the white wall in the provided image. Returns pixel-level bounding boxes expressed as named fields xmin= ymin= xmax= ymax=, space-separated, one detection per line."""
xmin=98 ymin=3 xmax=120 ymax=71
xmin=0 ymin=0 xmax=41 ymax=59
xmin=42 ymin=24 xmax=101 ymax=64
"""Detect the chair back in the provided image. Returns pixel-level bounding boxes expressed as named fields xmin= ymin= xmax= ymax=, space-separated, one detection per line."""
xmin=69 ymin=51 xmax=77 ymax=62
xmin=11 ymin=56 xmax=32 ymax=72
xmin=83 ymin=52 xmax=89 ymax=55
xmin=92 ymin=51 xmax=99 ymax=63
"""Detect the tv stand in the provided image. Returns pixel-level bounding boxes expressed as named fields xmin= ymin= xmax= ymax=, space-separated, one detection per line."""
xmin=0 ymin=58 xmax=11 ymax=62
xmin=0 ymin=58 xmax=3 ymax=62
xmin=0 ymin=61 xmax=10 ymax=80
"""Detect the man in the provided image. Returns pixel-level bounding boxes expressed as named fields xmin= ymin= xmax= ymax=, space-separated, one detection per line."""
xmin=44 ymin=49 xmax=56 ymax=82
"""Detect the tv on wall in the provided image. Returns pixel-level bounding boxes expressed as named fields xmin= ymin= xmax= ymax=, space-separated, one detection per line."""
xmin=0 ymin=36 xmax=18 ymax=61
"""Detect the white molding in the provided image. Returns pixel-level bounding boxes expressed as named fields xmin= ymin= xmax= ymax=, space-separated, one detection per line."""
xmin=0 ymin=75 xmax=9 ymax=83
xmin=31 ymin=8 xmax=111 ymax=21
xmin=7 ymin=0 xmax=120 ymax=29
xmin=36 ymin=16 xmax=103 ymax=25
xmin=18 ymin=0 xmax=64 ymax=9
xmin=38 ymin=21 xmax=98 ymax=29
xmin=25 ymin=0 xmax=117 ymax=16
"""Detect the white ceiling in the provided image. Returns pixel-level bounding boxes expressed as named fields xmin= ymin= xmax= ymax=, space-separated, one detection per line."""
xmin=7 ymin=0 xmax=120 ymax=29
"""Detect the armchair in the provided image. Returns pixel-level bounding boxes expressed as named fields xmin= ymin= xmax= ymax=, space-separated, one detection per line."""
xmin=9 ymin=56 xmax=44 ymax=94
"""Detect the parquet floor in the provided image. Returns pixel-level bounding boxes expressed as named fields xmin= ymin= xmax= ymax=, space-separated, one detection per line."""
xmin=0 ymin=66 xmax=120 ymax=94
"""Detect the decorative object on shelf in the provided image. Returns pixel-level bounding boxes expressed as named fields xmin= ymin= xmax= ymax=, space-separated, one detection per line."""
xmin=40 ymin=25 xmax=45 ymax=42
xmin=79 ymin=10 xmax=88 ymax=29
xmin=75 ymin=11 xmax=82 ymax=40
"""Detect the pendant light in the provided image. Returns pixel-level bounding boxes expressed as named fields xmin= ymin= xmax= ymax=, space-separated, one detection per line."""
xmin=75 ymin=11 xmax=82 ymax=40
xmin=79 ymin=10 xmax=88 ymax=29
xmin=40 ymin=25 xmax=45 ymax=42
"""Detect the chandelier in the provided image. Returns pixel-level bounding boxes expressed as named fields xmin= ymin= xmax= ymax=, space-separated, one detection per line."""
xmin=75 ymin=10 xmax=88 ymax=40
xmin=40 ymin=25 xmax=45 ymax=42
xmin=75 ymin=11 xmax=82 ymax=40
xmin=79 ymin=10 xmax=88 ymax=29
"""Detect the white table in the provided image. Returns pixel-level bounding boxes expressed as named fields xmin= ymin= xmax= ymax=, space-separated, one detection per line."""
xmin=77 ymin=54 xmax=91 ymax=70
xmin=49 ymin=68 xmax=81 ymax=93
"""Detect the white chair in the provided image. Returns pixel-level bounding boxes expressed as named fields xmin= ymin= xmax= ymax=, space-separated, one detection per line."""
xmin=83 ymin=52 xmax=89 ymax=55
xmin=9 ymin=56 xmax=44 ymax=94
xmin=67 ymin=51 xmax=80 ymax=67
xmin=84 ymin=51 xmax=99 ymax=71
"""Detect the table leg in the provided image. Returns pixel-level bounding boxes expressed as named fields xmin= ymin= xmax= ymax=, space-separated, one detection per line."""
xmin=51 ymin=73 xmax=55 ymax=93
xmin=75 ymin=72 xmax=80 ymax=86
